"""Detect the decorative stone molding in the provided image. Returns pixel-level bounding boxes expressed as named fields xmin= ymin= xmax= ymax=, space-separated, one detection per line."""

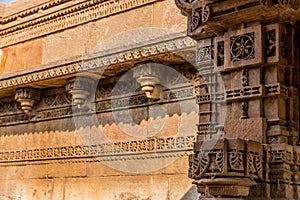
xmin=2 ymin=0 xmax=73 ymax=24
xmin=133 ymin=62 xmax=165 ymax=100
xmin=0 ymin=36 xmax=196 ymax=91
xmin=14 ymin=87 xmax=40 ymax=114
xmin=0 ymin=152 xmax=193 ymax=167
xmin=189 ymin=138 xmax=263 ymax=198
xmin=65 ymin=76 xmax=95 ymax=109
xmin=0 ymin=0 xmax=162 ymax=48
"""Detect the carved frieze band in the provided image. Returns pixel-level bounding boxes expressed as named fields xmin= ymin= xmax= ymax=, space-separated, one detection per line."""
xmin=0 ymin=0 xmax=161 ymax=47
xmin=0 ymin=152 xmax=193 ymax=167
xmin=0 ymin=36 xmax=196 ymax=90
xmin=2 ymin=0 xmax=73 ymax=24
xmin=0 ymin=135 xmax=195 ymax=164
xmin=0 ymin=85 xmax=195 ymax=126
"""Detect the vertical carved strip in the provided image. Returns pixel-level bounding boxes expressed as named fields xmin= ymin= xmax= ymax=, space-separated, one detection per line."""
xmin=217 ymin=41 xmax=225 ymax=67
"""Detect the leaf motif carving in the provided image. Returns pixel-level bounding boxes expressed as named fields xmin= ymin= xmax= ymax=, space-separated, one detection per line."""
xmin=247 ymin=152 xmax=256 ymax=175
xmin=189 ymin=151 xmax=210 ymax=179
xmin=229 ymin=151 xmax=244 ymax=171
xmin=215 ymin=150 xmax=225 ymax=173
xmin=191 ymin=6 xmax=210 ymax=32
xmin=255 ymin=154 xmax=263 ymax=178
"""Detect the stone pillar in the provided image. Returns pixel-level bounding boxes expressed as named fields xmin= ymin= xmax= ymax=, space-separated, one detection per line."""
xmin=175 ymin=0 xmax=300 ymax=199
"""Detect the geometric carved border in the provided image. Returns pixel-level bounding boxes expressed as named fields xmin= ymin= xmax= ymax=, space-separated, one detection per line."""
xmin=0 ymin=135 xmax=195 ymax=165
xmin=225 ymin=83 xmax=289 ymax=101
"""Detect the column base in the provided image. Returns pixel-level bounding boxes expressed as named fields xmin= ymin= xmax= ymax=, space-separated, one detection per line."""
xmin=194 ymin=177 xmax=256 ymax=198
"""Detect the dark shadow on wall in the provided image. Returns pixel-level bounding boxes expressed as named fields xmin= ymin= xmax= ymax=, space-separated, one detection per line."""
xmin=0 ymin=63 xmax=201 ymax=136
xmin=180 ymin=186 xmax=199 ymax=200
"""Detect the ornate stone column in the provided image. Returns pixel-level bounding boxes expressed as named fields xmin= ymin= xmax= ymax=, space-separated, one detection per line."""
xmin=176 ymin=0 xmax=300 ymax=199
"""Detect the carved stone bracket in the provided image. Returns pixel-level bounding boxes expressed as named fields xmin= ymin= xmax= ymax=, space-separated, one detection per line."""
xmin=15 ymin=87 xmax=40 ymax=114
xmin=175 ymin=0 xmax=215 ymax=34
xmin=65 ymin=76 xmax=95 ymax=109
xmin=189 ymin=138 xmax=263 ymax=198
xmin=133 ymin=62 xmax=165 ymax=100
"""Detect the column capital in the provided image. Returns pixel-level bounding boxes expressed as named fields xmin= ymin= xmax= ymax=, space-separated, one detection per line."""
xmin=175 ymin=0 xmax=300 ymax=40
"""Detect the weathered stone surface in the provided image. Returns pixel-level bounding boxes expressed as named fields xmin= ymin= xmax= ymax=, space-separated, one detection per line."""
xmin=47 ymin=162 xmax=87 ymax=178
xmin=0 ymin=39 xmax=43 ymax=73
xmin=225 ymin=118 xmax=267 ymax=143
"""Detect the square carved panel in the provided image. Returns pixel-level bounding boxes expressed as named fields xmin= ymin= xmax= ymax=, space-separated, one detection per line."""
xmin=225 ymin=24 xmax=263 ymax=69
xmin=265 ymin=23 xmax=288 ymax=64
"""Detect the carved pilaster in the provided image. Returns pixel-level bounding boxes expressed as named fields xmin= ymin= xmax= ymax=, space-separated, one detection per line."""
xmin=176 ymin=0 xmax=300 ymax=199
